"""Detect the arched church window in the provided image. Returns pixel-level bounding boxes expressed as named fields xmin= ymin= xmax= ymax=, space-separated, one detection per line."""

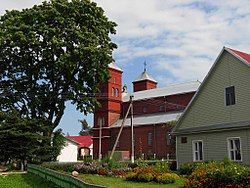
xmin=111 ymin=87 xmax=115 ymax=96
xmin=115 ymin=88 xmax=119 ymax=97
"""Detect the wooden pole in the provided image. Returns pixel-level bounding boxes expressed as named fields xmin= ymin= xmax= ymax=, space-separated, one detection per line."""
xmin=98 ymin=118 xmax=102 ymax=162
xmin=109 ymin=101 xmax=132 ymax=160
xmin=131 ymin=95 xmax=135 ymax=163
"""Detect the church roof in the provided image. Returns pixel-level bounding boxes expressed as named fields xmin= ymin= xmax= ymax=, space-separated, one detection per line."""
xmin=122 ymin=81 xmax=200 ymax=102
xmin=108 ymin=62 xmax=122 ymax=72
xmin=110 ymin=111 xmax=182 ymax=128
xmin=133 ymin=70 xmax=157 ymax=83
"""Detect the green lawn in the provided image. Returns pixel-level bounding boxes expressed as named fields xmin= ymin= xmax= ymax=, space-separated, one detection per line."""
xmin=79 ymin=174 xmax=186 ymax=188
xmin=0 ymin=173 xmax=59 ymax=188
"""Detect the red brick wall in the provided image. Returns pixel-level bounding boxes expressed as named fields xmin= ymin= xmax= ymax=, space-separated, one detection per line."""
xmin=122 ymin=92 xmax=195 ymax=117
xmin=133 ymin=80 xmax=157 ymax=92
xmin=109 ymin=124 xmax=175 ymax=159
xmin=93 ymin=67 xmax=122 ymax=159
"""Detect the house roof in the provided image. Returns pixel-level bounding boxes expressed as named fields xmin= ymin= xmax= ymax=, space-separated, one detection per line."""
xmin=122 ymin=81 xmax=200 ymax=102
xmin=66 ymin=136 xmax=93 ymax=148
xmin=108 ymin=62 xmax=123 ymax=72
xmin=173 ymin=47 xmax=250 ymax=134
xmin=133 ymin=70 xmax=157 ymax=83
xmin=226 ymin=48 xmax=250 ymax=64
xmin=110 ymin=111 xmax=182 ymax=128
xmin=174 ymin=120 xmax=250 ymax=135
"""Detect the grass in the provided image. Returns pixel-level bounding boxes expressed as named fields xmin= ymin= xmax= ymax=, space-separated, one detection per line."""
xmin=79 ymin=174 xmax=186 ymax=188
xmin=0 ymin=173 xmax=59 ymax=188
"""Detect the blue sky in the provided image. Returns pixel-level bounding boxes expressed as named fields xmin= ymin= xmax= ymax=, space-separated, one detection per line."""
xmin=1 ymin=0 xmax=250 ymax=135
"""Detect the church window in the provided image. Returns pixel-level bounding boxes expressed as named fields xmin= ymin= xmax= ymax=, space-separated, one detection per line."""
xmin=115 ymin=88 xmax=119 ymax=97
xmin=111 ymin=87 xmax=115 ymax=96
xmin=148 ymin=132 xmax=153 ymax=146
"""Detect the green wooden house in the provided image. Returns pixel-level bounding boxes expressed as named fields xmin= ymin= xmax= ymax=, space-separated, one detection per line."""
xmin=173 ymin=47 xmax=250 ymax=168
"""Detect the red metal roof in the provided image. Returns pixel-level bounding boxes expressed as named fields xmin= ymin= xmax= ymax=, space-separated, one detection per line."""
xmin=227 ymin=48 xmax=250 ymax=64
xmin=66 ymin=136 xmax=93 ymax=148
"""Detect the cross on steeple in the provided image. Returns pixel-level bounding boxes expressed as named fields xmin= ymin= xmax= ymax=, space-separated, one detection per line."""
xmin=144 ymin=61 xmax=147 ymax=72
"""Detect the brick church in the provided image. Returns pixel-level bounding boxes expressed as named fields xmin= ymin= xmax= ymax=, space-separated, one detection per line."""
xmin=92 ymin=62 xmax=200 ymax=160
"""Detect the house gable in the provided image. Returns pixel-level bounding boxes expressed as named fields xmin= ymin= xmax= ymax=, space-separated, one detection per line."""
xmin=174 ymin=47 xmax=250 ymax=134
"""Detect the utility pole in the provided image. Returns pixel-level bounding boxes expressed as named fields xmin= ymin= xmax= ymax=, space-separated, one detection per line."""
xmin=130 ymin=95 xmax=135 ymax=163
xmin=110 ymin=97 xmax=133 ymax=160
xmin=98 ymin=118 xmax=102 ymax=162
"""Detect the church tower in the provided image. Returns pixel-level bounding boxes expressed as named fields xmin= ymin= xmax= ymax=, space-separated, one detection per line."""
xmin=93 ymin=62 xmax=122 ymax=159
xmin=133 ymin=62 xmax=157 ymax=92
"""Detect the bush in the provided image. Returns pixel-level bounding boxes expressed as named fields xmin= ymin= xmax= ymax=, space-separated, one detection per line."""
xmin=137 ymin=173 xmax=154 ymax=182
xmin=179 ymin=161 xmax=205 ymax=175
xmin=125 ymin=172 xmax=137 ymax=181
xmin=153 ymin=162 xmax=169 ymax=173
xmin=41 ymin=162 xmax=76 ymax=172
xmin=184 ymin=161 xmax=250 ymax=188
xmin=155 ymin=173 xmax=179 ymax=184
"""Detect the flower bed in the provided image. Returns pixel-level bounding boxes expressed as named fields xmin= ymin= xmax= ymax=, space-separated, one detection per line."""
xmin=182 ymin=160 xmax=250 ymax=188
xmin=42 ymin=160 xmax=180 ymax=184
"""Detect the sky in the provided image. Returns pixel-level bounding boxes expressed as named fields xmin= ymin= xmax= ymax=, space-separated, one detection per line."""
xmin=1 ymin=1 xmax=250 ymax=135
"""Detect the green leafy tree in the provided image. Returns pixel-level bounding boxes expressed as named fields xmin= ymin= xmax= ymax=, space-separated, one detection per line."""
xmin=0 ymin=110 xmax=65 ymax=166
xmin=78 ymin=119 xmax=92 ymax=136
xmin=0 ymin=0 xmax=117 ymax=134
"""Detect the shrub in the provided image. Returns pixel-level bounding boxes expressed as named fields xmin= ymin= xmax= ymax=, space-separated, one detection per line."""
xmin=184 ymin=161 xmax=250 ymax=188
xmin=97 ymin=168 xmax=109 ymax=176
xmin=179 ymin=161 xmax=205 ymax=175
xmin=156 ymin=173 xmax=178 ymax=184
xmin=153 ymin=162 xmax=169 ymax=173
xmin=125 ymin=172 xmax=137 ymax=181
xmin=42 ymin=162 xmax=76 ymax=172
xmin=137 ymin=173 xmax=154 ymax=182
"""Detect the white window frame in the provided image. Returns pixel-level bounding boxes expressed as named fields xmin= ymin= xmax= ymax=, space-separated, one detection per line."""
xmin=227 ymin=137 xmax=242 ymax=162
xmin=192 ymin=140 xmax=204 ymax=162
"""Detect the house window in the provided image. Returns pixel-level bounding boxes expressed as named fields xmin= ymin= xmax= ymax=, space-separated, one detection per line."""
xmin=192 ymin=140 xmax=203 ymax=161
xmin=111 ymin=87 xmax=115 ymax=96
xmin=148 ymin=132 xmax=153 ymax=146
xmin=225 ymin=86 xmax=235 ymax=106
xmin=166 ymin=132 xmax=172 ymax=145
xmin=181 ymin=137 xmax=187 ymax=143
xmin=115 ymin=88 xmax=119 ymax=97
xmin=143 ymin=107 xmax=147 ymax=113
xmin=227 ymin=138 xmax=242 ymax=161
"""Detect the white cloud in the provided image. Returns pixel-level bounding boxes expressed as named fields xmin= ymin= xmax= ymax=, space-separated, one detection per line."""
xmin=1 ymin=0 xmax=249 ymax=87
xmin=96 ymin=0 xmax=250 ymax=86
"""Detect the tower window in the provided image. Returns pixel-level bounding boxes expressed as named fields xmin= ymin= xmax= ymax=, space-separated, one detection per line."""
xmin=225 ymin=86 xmax=235 ymax=106
xmin=111 ymin=87 xmax=115 ymax=96
xmin=115 ymin=88 xmax=119 ymax=97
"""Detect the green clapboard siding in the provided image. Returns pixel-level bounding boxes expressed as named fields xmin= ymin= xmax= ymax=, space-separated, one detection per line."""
xmin=177 ymin=129 xmax=250 ymax=167
xmin=178 ymin=51 xmax=250 ymax=130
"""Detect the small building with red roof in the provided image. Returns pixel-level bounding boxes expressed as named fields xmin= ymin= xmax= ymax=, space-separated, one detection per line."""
xmin=174 ymin=47 xmax=250 ymax=168
xmin=66 ymin=136 xmax=93 ymax=159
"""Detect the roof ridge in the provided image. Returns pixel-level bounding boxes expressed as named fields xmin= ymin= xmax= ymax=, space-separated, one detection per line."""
xmin=225 ymin=47 xmax=250 ymax=64
xmin=129 ymin=80 xmax=200 ymax=95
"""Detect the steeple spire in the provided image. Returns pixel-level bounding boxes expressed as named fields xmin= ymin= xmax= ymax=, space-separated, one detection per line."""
xmin=144 ymin=61 xmax=147 ymax=72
